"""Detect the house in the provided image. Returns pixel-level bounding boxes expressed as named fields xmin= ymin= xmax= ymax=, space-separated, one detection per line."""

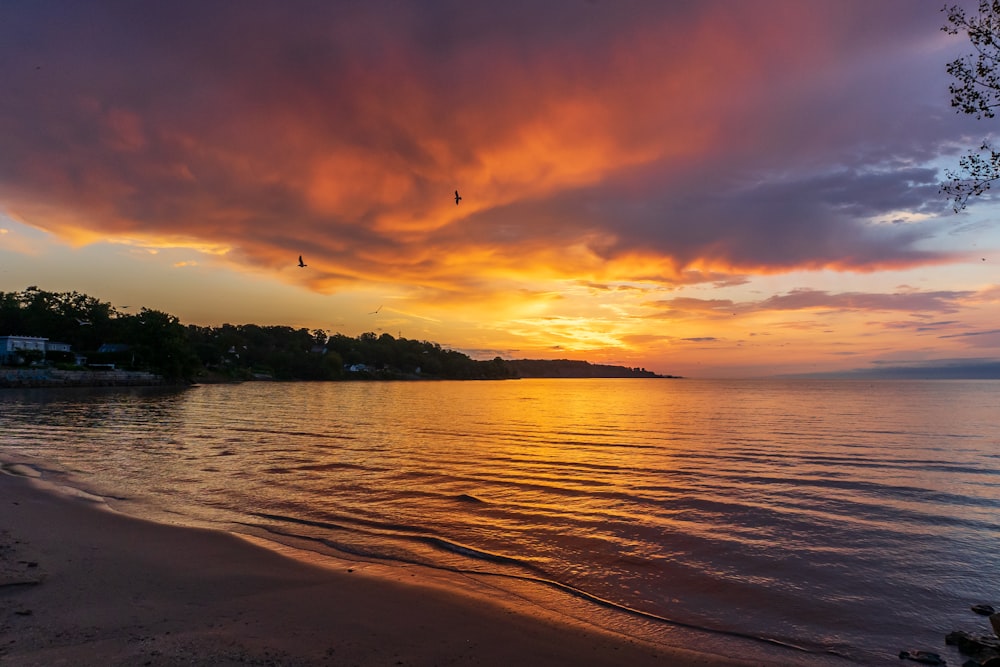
xmin=0 ymin=336 xmax=82 ymax=365
xmin=0 ymin=335 xmax=49 ymax=364
xmin=44 ymin=340 xmax=85 ymax=366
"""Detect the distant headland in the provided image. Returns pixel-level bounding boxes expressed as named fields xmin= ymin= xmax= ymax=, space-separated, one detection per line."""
xmin=1 ymin=287 xmax=679 ymax=385
xmin=505 ymin=359 xmax=676 ymax=379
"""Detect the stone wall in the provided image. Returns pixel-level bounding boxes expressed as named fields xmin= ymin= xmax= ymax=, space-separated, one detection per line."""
xmin=0 ymin=369 xmax=164 ymax=388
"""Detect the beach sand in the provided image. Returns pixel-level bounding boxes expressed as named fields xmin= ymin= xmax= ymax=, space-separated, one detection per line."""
xmin=0 ymin=469 xmax=764 ymax=666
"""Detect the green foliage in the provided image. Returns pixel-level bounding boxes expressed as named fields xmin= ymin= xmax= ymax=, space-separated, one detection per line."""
xmin=0 ymin=287 xmax=517 ymax=381
xmin=0 ymin=288 xmax=199 ymax=380
xmin=942 ymin=1 xmax=1000 ymax=210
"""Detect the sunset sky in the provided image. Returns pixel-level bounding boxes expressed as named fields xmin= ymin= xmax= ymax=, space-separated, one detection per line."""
xmin=2 ymin=0 xmax=999 ymax=378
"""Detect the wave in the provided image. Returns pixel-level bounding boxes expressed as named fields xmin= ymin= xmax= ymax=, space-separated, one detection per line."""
xmin=247 ymin=510 xmax=536 ymax=568
xmin=0 ymin=462 xmax=42 ymax=478
xmin=247 ymin=510 xmax=481 ymax=539
xmin=227 ymin=425 xmax=361 ymax=441
xmin=242 ymin=520 xmax=851 ymax=663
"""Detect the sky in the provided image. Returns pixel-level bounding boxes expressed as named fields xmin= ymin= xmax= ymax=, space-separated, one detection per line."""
xmin=2 ymin=0 xmax=999 ymax=378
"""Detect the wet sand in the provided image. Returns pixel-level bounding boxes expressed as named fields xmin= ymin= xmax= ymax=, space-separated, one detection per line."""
xmin=0 ymin=469 xmax=766 ymax=666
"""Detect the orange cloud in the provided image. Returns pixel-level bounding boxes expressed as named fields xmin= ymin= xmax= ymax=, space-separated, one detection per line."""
xmin=0 ymin=2 xmax=955 ymax=296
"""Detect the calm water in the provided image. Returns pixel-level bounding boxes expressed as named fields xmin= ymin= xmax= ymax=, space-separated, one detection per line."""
xmin=1 ymin=379 xmax=998 ymax=664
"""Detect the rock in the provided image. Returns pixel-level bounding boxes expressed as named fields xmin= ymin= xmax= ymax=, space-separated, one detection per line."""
xmin=973 ymin=605 xmax=997 ymax=616
xmin=961 ymin=660 xmax=1000 ymax=667
xmin=947 ymin=630 xmax=1000 ymax=661
xmin=899 ymin=649 xmax=946 ymax=665
xmin=992 ymin=613 xmax=1000 ymax=640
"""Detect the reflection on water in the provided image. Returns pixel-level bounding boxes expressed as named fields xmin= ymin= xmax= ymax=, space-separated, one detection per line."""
xmin=2 ymin=379 xmax=999 ymax=665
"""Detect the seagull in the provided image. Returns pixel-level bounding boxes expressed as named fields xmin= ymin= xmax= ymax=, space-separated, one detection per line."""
xmin=454 ymin=190 xmax=462 ymax=205
xmin=298 ymin=255 xmax=307 ymax=268
xmin=76 ymin=318 xmax=92 ymax=326
xmin=369 ymin=305 xmax=383 ymax=315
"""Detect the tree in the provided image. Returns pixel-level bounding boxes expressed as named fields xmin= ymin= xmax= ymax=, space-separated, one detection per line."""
xmin=1 ymin=287 xmax=531 ymax=381
xmin=124 ymin=308 xmax=199 ymax=379
xmin=942 ymin=1 xmax=1000 ymax=210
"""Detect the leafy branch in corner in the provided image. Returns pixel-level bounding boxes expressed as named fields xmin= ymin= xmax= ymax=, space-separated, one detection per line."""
xmin=942 ymin=1 xmax=1000 ymax=211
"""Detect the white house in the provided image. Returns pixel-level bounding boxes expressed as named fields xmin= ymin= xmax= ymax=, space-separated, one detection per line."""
xmin=45 ymin=340 xmax=85 ymax=366
xmin=0 ymin=336 xmax=77 ymax=364
xmin=0 ymin=335 xmax=49 ymax=364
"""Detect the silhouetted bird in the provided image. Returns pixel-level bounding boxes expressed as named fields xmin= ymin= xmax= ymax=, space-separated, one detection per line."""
xmin=370 ymin=305 xmax=383 ymax=315
xmin=454 ymin=190 xmax=462 ymax=205
xmin=298 ymin=255 xmax=307 ymax=268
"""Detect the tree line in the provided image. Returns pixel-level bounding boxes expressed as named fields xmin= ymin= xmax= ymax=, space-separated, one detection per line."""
xmin=0 ymin=287 xmax=516 ymax=381
xmin=0 ymin=288 xmax=670 ymax=382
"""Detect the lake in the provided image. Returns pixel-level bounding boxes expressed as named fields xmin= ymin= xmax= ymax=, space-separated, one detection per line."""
xmin=2 ymin=378 xmax=998 ymax=665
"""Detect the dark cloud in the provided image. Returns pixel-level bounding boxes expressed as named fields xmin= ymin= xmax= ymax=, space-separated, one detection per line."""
xmin=0 ymin=0 xmax=985 ymax=293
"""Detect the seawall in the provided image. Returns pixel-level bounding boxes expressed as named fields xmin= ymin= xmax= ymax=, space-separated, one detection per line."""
xmin=0 ymin=368 xmax=165 ymax=388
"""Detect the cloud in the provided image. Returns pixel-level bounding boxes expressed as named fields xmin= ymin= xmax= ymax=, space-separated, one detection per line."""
xmin=757 ymin=288 xmax=972 ymax=313
xmin=645 ymin=297 xmax=738 ymax=319
xmin=938 ymin=328 xmax=1000 ymax=348
xmin=649 ymin=286 xmax=976 ymax=318
xmin=0 ymin=0 xmax=979 ymax=303
xmin=802 ymin=357 xmax=1000 ymax=379
xmin=939 ymin=328 xmax=1000 ymax=338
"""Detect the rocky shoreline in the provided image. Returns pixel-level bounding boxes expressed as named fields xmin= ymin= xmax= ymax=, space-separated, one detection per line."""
xmin=899 ymin=604 xmax=1000 ymax=666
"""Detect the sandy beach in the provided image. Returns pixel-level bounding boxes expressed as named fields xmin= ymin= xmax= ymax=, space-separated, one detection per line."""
xmin=0 ymin=468 xmax=764 ymax=667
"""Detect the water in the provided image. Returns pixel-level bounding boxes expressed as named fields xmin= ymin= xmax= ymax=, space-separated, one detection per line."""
xmin=2 ymin=379 xmax=998 ymax=664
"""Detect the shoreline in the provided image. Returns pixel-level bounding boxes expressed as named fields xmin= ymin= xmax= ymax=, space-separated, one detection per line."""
xmin=0 ymin=468 xmax=765 ymax=666
xmin=0 ymin=368 xmax=167 ymax=388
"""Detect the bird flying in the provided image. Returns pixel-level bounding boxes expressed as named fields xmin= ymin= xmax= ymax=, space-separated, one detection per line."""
xmin=370 ymin=305 xmax=383 ymax=315
xmin=454 ymin=190 xmax=462 ymax=205
xmin=298 ymin=255 xmax=307 ymax=268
